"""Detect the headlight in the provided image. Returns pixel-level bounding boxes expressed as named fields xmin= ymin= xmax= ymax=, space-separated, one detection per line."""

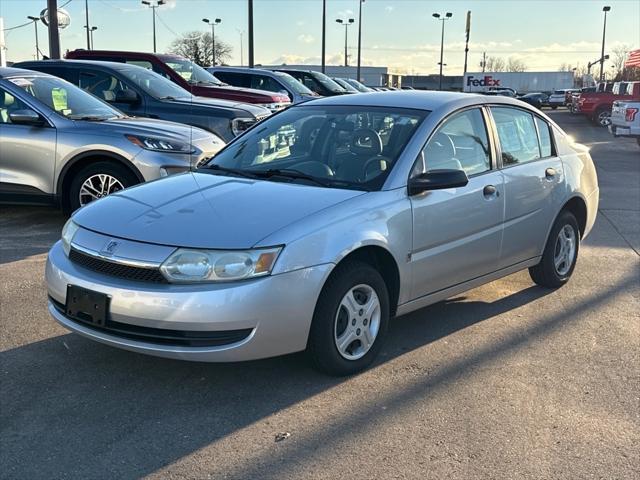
xmin=160 ymin=247 xmax=282 ymax=283
xmin=257 ymin=102 xmax=290 ymax=112
xmin=61 ymin=219 xmax=80 ymax=256
xmin=125 ymin=134 xmax=195 ymax=153
xmin=231 ymin=117 xmax=257 ymax=137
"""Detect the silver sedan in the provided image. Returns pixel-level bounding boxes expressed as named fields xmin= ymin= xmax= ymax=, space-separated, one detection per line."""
xmin=45 ymin=91 xmax=599 ymax=375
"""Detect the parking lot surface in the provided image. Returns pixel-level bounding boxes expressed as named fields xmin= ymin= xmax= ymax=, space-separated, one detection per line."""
xmin=1 ymin=110 xmax=638 ymax=480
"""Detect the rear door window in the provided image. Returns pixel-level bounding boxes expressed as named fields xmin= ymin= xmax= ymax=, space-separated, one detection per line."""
xmin=213 ymin=71 xmax=251 ymax=88
xmin=491 ymin=107 xmax=541 ymax=166
xmin=534 ymin=117 xmax=553 ymax=157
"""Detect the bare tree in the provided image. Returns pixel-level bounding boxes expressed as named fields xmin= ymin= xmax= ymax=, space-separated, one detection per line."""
xmin=481 ymin=56 xmax=506 ymax=72
xmin=611 ymin=44 xmax=631 ymax=80
xmin=169 ymin=31 xmax=233 ymax=67
xmin=506 ymin=57 xmax=527 ymax=72
xmin=558 ymin=62 xmax=574 ymax=72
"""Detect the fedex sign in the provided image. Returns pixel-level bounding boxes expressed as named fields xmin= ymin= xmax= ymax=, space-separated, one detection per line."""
xmin=466 ymin=75 xmax=501 ymax=87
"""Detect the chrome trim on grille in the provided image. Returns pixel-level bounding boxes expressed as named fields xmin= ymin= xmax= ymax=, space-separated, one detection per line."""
xmin=70 ymin=242 xmax=165 ymax=269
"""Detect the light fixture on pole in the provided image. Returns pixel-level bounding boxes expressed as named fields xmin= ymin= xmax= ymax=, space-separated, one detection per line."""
xmin=90 ymin=26 xmax=97 ymax=50
xmin=356 ymin=0 xmax=365 ymax=82
xmin=27 ymin=16 xmax=40 ymax=60
xmin=433 ymin=12 xmax=452 ymax=91
xmin=599 ymin=6 xmax=611 ymax=83
xmin=202 ymin=18 xmax=222 ymax=66
xmin=336 ymin=18 xmax=354 ymax=67
xmin=141 ymin=0 xmax=165 ymax=53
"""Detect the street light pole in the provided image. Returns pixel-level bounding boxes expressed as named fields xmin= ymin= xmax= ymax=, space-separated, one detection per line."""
xmin=236 ymin=28 xmax=245 ymax=66
xmin=321 ymin=0 xmax=326 ymax=73
xmin=142 ymin=0 xmax=165 ymax=53
xmin=203 ymin=18 xmax=221 ymax=66
xmin=27 ymin=16 xmax=40 ymax=60
xmin=84 ymin=0 xmax=90 ymax=50
xmin=356 ymin=0 xmax=364 ymax=82
xmin=47 ymin=0 xmax=61 ymax=59
xmin=599 ymin=6 xmax=611 ymax=83
xmin=433 ymin=12 xmax=452 ymax=91
xmin=248 ymin=0 xmax=254 ymax=67
xmin=336 ymin=18 xmax=354 ymax=67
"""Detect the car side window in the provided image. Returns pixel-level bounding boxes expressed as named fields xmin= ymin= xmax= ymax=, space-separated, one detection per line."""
xmin=126 ymin=60 xmax=154 ymax=70
xmin=412 ymin=108 xmax=491 ymax=177
xmin=78 ymin=71 xmax=132 ymax=102
xmin=251 ymin=75 xmax=282 ymax=93
xmin=0 ymin=88 xmax=30 ymax=124
xmin=535 ymin=116 xmax=553 ymax=157
xmin=214 ymin=71 xmax=250 ymax=88
xmin=491 ymin=107 xmax=541 ymax=166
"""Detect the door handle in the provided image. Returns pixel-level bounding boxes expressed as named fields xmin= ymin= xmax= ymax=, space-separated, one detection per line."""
xmin=545 ymin=167 xmax=556 ymax=179
xmin=483 ymin=185 xmax=498 ymax=198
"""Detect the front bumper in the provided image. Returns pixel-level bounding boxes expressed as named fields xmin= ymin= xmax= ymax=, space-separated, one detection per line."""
xmin=46 ymin=241 xmax=333 ymax=362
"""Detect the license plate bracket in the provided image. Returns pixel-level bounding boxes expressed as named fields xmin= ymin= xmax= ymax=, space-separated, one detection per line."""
xmin=65 ymin=285 xmax=110 ymax=327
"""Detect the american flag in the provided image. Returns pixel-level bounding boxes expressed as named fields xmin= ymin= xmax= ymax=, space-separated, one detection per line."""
xmin=625 ymin=49 xmax=640 ymax=68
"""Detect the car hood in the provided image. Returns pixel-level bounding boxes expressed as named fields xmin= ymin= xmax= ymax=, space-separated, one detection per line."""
xmin=165 ymin=95 xmax=271 ymax=118
xmin=193 ymin=84 xmax=290 ymax=103
xmin=79 ymin=116 xmax=215 ymax=141
xmin=72 ymin=172 xmax=365 ymax=249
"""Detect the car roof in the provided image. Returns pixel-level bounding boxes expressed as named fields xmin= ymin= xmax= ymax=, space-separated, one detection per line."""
xmin=303 ymin=90 xmax=528 ymax=111
xmin=14 ymin=59 xmax=146 ymax=72
xmin=0 ymin=66 xmax=51 ymax=79
xmin=210 ymin=66 xmax=282 ymax=75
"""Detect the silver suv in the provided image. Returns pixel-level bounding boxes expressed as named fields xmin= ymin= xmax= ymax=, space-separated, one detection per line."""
xmin=0 ymin=67 xmax=224 ymax=211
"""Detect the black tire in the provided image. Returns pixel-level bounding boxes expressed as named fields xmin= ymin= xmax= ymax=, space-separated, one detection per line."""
xmin=529 ymin=211 xmax=580 ymax=289
xmin=307 ymin=261 xmax=390 ymax=376
xmin=68 ymin=161 xmax=138 ymax=212
xmin=593 ymin=107 xmax=611 ymax=127
xmin=551 ymin=106 xmax=558 ymax=110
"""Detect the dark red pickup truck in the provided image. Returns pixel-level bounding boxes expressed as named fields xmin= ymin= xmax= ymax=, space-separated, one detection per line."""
xmin=578 ymin=81 xmax=640 ymax=127
xmin=65 ymin=50 xmax=291 ymax=112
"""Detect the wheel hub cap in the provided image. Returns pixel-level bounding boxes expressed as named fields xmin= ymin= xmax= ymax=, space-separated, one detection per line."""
xmin=79 ymin=174 xmax=124 ymax=206
xmin=334 ymin=284 xmax=381 ymax=361
xmin=554 ymin=225 xmax=576 ymax=276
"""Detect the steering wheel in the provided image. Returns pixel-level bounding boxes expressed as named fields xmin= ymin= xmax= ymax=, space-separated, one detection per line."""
xmin=290 ymin=161 xmax=334 ymax=177
xmin=362 ymin=156 xmax=391 ymax=182
xmin=349 ymin=128 xmax=383 ymax=156
xmin=426 ymin=132 xmax=456 ymax=160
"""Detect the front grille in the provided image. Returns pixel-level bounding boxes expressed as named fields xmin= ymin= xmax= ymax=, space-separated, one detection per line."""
xmin=50 ymin=297 xmax=253 ymax=348
xmin=69 ymin=248 xmax=168 ymax=284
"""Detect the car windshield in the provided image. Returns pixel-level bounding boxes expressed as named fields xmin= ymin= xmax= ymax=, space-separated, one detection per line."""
xmin=162 ymin=57 xmax=224 ymax=86
xmin=204 ymin=105 xmax=427 ymax=191
xmin=118 ymin=66 xmax=191 ymax=100
xmin=334 ymin=78 xmax=359 ymax=93
xmin=346 ymin=79 xmax=371 ymax=92
xmin=273 ymin=71 xmax=316 ymax=95
xmin=8 ymin=75 xmax=122 ymax=120
xmin=310 ymin=72 xmax=347 ymax=93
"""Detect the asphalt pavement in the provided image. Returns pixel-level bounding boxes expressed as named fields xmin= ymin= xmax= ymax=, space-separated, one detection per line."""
xmin=0 ymin=110 xmax=638 ymax=480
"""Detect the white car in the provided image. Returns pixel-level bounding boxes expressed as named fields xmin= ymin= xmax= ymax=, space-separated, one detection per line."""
xmin=548 ymin=90 xmax=570 ymax=109
xmin=610 ymin=98 xmax=640 ymax=146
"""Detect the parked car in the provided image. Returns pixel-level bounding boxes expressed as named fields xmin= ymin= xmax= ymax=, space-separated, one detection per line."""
xmin=609 ymin=92 xmax=640 ymax=147
xmin=272 ymin=69 xmax=350 ymax=96
xmin=16 ymin=60 xmax=270 ymax=142
xmin=46 ymin=91 xmax=598 ymax=375
xmin=569 ymin=87 xmax=596 ymax=113
xmin=517 ymin=92 xmax=549 ymax=109
xmin=332 ymin=77 xmax=360 ymax=93
xmin=578 ymin=81 xmax=640 ymax=127
xmin=548 ymin=89 xmax=571 ymax=109
xmin=563 ymin=89 xmax=581 ymax=106
xmin=208 ymin=66 xmax=319 ymax=104
xmin=487 ymin=87 xmax=517 ymax=97
xmin=65 ymin=50 xmax=291 ymax=112
xmin=0 ymin=67 xmax=223 ymax=211
xmin=342 ymin=78 xmax=373 ymax=92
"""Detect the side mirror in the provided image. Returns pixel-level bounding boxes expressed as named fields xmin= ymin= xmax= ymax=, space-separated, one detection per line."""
xmin=8 ymin=109 xmax=44 ymax=126
xmin=114 ymin=89 xmax=139 ymax=104
xmin=408 ymin=169 xmax=469 ymax=195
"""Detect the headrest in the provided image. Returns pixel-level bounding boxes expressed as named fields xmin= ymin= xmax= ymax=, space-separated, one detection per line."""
xmin=350 ymin=128 xmax=383 ymax=156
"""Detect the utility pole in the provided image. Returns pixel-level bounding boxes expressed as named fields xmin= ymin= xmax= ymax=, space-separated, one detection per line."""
xmin=321 ymin=0 xmax=326 ymax=73
xmin=482 ymin=51 xmax=486 ymax=72
xmin=236 ymin=28 xmax=245 ymax=66
xmin=203 ymin=18 xmax=221 ymax=66
xmin=336 ymin=18 xmax=354 ymax=67
xmin=433 ymin=12 xmax=452 ymax=91
xmin=84 ymin=0 xmax=90 ymax=50
xmin=599 ymin=6 xmax=611 ymax=82
xmin=27 ymin=16 xmax=40 ymax=60
xmin=47 ymin=0 xmax=61 ymax=59
xmin=248 ymin=0 xmax=254 ymax=67
xmin=463 ymin=11 xmax=471 ymax=77
xmin=356 ymin=0 xmax=364 ymax=82
xmin=142 ymin=0 xmax=165 ymax=53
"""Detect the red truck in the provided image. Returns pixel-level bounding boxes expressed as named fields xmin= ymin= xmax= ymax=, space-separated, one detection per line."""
xmin=65 ymin=50 xmax=291 ymax=112
xmin=578 ymin=81 xmax=640 ymax=127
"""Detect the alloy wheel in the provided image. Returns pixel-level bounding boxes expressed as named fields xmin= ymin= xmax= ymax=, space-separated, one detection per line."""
xmin=598 ymin=111 xmax=611 ymax=127
xmin=334 ymin=284 xmax=381 ymax=361
xmin=79 ymin=174 xmax=124 ymax=206
xmin=554 ymin=225 xmax=576 ymax=276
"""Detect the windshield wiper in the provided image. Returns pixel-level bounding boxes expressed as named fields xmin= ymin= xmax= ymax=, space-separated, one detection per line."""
xmin=67 ymin=115 xmax=110 ymax=121
xmin=201 ymin=164 xmax=260 ymax=179
xmin=158 ymin=95 xmax=177 ymax=101
xmin=254 ymin=168 xmax=347 ymax=188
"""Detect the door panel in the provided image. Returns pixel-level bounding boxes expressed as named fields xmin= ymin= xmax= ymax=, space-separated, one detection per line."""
xmin=410 ymin=171 xmax=505 ymax=298
xmin=0 ymin=88 xmax=56 ymax=196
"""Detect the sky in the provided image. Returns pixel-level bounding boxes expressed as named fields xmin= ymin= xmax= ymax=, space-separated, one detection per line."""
xmin=1 ymin=0 xmax=639 ymax=75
